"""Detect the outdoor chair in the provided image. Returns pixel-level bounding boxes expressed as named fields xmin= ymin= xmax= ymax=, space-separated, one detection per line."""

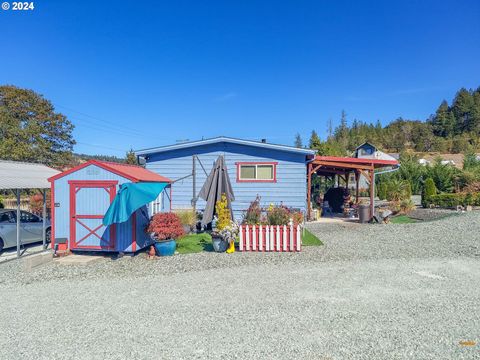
xmin=322 ymin=201 xmax=334 ymax=217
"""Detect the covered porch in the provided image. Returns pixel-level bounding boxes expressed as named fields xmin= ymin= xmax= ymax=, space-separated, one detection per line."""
xmin=307 ymin=156 xmax=399 ymax=221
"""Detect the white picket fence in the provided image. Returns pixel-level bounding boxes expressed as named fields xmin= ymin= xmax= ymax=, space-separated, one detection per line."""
xmin=239 ymin=225 xmax=302 ymax=252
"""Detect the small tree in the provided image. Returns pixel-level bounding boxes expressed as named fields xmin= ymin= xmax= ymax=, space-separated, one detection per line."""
xmin=294 ymin=133 xmax=303 ymax=148
xmin=215 ymin=193 xmax=231 ymax=230
xmin=422 ymin=177 xmax=437 ymax=207
xmin=377 ymin=182 xmax=388 ymax=200
xmin=125 ymin=149 xmax=137 ymax=165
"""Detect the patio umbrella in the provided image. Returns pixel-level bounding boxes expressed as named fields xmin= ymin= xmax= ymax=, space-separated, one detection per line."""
xmin=198 ymin=155 xmax=235 ymax=226
xmin=103 ymin=182 xmax=168 ymax=226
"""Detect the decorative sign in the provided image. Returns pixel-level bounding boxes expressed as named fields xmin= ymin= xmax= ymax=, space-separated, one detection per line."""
xmin=87 ymin=168 xmax=100 ymax=175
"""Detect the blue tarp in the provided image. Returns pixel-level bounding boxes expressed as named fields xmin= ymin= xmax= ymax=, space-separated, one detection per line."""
xmin=103 ymin=182 xmax=168 ymax=226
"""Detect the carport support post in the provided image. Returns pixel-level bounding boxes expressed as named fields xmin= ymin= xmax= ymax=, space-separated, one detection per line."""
xmin=16 ymin=189 xmax=21 ymax=258
xmin=42 ymin=189 xmax=46 ymax=249
xmin=307 ymin=163 xmax=312 ymax=220
xmin=192 ymin=155 xmax=196 ymax=211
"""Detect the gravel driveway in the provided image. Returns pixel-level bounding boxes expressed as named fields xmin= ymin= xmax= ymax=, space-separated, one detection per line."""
xmin=0 ymin=212 xmax=479 ymax=359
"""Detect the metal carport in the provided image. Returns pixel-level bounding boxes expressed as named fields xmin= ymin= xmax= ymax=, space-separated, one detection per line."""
xmin=0 ymin=160 xmax=60 ymax=258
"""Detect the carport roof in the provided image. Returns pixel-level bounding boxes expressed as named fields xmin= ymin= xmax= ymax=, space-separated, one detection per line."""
xmin=0 ymin=160 xmax=60 ymax=189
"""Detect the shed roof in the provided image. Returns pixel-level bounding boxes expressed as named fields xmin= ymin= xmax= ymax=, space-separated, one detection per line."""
xmin=135 ymin=136 xmax=316 ymax=156
xmin=0 ymin=160 xmax=60 ymax=189
xmin=48 ymin=160 xmax=172 ymax=183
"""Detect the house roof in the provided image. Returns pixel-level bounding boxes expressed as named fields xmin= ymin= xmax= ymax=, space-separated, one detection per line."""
xmin=48 ymin=160 xmax=172 ymax=183
xmin=135 ymin=136 xmax=316 ymax=156
xmin=355 ymin=142 xmax=377 ymax=150
xmin=0 ymin=160 xmax=60 ymax=189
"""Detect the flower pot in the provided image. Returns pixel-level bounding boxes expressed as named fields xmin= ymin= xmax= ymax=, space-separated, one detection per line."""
xmin=154 ymin=239 xmax=177 ymax=256
xmin=212 ymin=236 xmax=228 ymax=253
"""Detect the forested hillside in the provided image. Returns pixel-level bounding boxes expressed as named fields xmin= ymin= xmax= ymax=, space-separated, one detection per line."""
xmin=302 ymin=87 xmax=480 ymax=155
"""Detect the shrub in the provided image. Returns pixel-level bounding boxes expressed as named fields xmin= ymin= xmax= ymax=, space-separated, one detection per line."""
xmin=146 ymin=212 xmax=184 ymax=240
xmin=215 ymin=193 xmax=231 ymax=230
xmin=385 ymin=179 xmax=410 ymax=202
xmin=423 ymin=192 xmax=480 ymax=208
xmin=377 ymin=183 xmax=388 ymax=200
xmin=266 ymin=205 xmax=290 ymax=225
xmin=29 ymin=192 xmax=51 ymax=215
xmin=242 ymin=195 xmax=262 ymax=225
xmin=422 ymin=177 xmax=437 ymax=207
xmin=399 ymin=199 xmax=415 ymax=214
xmin=175 ymin=210 xmax=197 ymax=227
xmin=0 ymin=195 xmax=4 ymax=209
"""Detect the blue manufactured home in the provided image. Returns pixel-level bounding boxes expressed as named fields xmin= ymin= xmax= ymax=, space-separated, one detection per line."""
xmin=48 ymin=160 xmax=171 ymax=253
xmin=135 ymin=137 xmax=315 ymax=221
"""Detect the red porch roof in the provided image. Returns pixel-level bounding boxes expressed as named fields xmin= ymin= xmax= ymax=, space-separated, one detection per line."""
xmin=48 ymin=160 xmax=172 ymax=183
xmin=313 ymin=156 xmax=398 ymax=168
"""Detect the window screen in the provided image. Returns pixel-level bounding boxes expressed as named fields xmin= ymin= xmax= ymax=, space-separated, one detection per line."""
xmin=257 ymin=165 xmax=274 ymax=180
xmin=240 ymin=165 xmax=256 ymax=179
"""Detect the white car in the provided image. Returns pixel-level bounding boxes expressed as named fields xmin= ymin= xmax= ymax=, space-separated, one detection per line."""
xmin=0 ymin=209 xmax=51 ymax=252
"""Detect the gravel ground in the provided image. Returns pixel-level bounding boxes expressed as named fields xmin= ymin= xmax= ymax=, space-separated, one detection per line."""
xmin=0 ymin=211 xmax=479 ymax=359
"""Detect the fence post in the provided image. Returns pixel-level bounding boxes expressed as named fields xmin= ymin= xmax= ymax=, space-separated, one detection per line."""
xmin=239 ymin=225 xmax=244 ymax=251
xmin=246 ymin=225 xmax=250 ymax=251
xmin=252 ymin=225 xmax=256 ymax=251
xmin=259 ymin=225 xmax=263 ymax=252
xmin=296 ymin=225 xmax=301 ymax=251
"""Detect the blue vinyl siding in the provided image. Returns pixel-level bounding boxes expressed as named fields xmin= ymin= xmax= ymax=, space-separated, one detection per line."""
xmin=53 ymin=164 xmax=167 ymax=252
xmin=144 ymin=142 xmax=308 ymax=220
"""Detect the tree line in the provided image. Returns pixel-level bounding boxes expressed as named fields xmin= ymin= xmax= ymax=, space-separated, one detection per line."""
xmin=296 ymin=87 xmax=480 ymax=155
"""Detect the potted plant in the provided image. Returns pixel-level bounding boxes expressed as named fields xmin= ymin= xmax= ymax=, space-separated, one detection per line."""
xmin=175 ymin=209 xmax=197 ymax=234
xmin=211 ymin=193 xmax=231 ymax=252
xmin=219 ymin=220 xmax=239 ymax=253
xmin=146 ymin=212 xmax=184 ymax=256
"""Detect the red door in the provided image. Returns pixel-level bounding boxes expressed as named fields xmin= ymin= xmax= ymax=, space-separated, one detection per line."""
xmin=69 ymin=180 xmax=117 ymax=250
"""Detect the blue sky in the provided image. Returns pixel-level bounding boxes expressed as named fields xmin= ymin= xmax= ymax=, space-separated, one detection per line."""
xmin=1 ymin=0 xmax=479 ymax=156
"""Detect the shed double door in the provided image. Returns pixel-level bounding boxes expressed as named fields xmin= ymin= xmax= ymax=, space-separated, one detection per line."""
xmin=69 ymin=180 xmax=117 ymax=250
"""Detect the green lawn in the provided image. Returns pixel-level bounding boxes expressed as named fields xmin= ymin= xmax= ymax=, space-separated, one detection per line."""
xmin=390 ymin=215 xmax=418 ymax=224
xmin=302 ymin=229 xmax=323 ymax=246
xmin=176 ymin=229 xmax=322 ymax=254
xmin=176 ymin=233 xmax=213 ymax=254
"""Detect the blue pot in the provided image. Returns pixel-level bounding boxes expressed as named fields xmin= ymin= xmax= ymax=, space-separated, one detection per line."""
xmin=212 ymin=236 xmax=228 ymax=253
xmin=154 ymin=239 xmax=176 ymax=256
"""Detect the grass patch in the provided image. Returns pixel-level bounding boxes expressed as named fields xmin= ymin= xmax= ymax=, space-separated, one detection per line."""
xmin=302 ymin=229 xmax=323 ymax=246
xmin=176 ymin=233 xmax=213 ymax=254
xmin=390 ymin=215 xmax=418 ymax=224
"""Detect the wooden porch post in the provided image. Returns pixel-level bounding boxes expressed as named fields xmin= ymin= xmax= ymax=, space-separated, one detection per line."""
xmin=369 ymin=169 xmax=375 ymax=219
xmin=355 ymin=170 xmax=360 ymax=204
xmin=307 ymin=163 xmax=312 ymax=220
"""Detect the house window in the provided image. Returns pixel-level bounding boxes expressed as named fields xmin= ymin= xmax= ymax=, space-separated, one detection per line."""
xmin=236 ymin=162 xmax=277 ymax=182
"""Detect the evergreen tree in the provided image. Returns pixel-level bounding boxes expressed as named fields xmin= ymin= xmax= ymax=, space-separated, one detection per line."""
xmin=430 ymin=100 xmax=455 ymax=137
xmin=125 ymin=149 xmax=137 ymax=164
xmin=451 ymin=88 xmax=474 ymax=133
xmin=0 ymin=85 xmax=75 ymax=167
xmin=294 ymin=133 xmax=303 ymax=148
xmin=309 ymin=130 xmax=321 ymax=149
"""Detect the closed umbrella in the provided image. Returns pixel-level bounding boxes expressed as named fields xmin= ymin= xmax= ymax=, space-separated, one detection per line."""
xmin=198 ymin=155 xmax=235 ymax=226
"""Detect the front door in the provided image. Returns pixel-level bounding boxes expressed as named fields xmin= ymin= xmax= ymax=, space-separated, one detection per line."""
xmin=69 ymin=181 xmax=117 ymax=250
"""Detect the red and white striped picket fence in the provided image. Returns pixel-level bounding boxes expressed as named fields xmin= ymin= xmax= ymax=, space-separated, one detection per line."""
xmin=239 ymin=225 xmax=302 ymax=252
